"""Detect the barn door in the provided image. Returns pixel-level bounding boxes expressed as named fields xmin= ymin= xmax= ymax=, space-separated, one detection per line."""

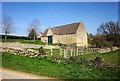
xmin=48 ymin=36 xmax=52 ymax=44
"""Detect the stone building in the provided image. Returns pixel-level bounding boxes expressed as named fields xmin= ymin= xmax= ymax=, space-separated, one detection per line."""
xmin=40 ymin=21 xmax=88 ymax=46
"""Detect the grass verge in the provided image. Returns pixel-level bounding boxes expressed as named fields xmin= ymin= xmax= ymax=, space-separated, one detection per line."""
xmin=1 ymin=50 xmax=119 ymax=79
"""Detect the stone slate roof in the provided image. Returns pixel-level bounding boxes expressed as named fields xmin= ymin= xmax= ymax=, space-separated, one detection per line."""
xmin=41 ymin=29 xmax=49 ymax=37
xmin=41 ymin=22 xmax=80 ymax=37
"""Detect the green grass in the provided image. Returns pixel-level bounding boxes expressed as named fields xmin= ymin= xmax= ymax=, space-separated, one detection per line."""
xmin=80 ymin=50 xmax=119 ymax=66
xmin=2 ymin=51 xmax=119 ymax=79
xmin=0 ymin=38 xmax=56 ymax=46
xmin=0 ymin=39 xmax=46 ymax=45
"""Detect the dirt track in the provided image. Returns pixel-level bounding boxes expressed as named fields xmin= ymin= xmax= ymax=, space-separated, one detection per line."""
xmin=0 ymin=42 xmax=59 ymax=50
xmin=2 ymin=68 xmax=53 ymax=79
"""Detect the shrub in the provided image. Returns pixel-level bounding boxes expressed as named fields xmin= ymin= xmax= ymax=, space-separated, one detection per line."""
xmin=69 ymin=56 xmax=87 ymax=64
xmin=38 ymin=47 xmax=46 ymax=55
xmin=69 ymin=56 xmax=80 ymax=62
xmin=89 ymin=56 xmax=111 ymax=68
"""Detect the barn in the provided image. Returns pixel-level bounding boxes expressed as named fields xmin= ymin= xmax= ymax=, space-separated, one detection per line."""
xmin=40 ymin=21 xmax=88 ymax=46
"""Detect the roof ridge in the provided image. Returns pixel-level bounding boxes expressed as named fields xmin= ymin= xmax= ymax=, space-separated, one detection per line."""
xmin=51 ymin=21 xmax=80 ymax=29
xmin=42 ymin=21 xmax=81 ymax=37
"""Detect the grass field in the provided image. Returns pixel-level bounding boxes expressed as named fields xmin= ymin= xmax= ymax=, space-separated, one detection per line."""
xmin=0 ymin=39 xmax=55 ymax=46
xmin=0 ymin=39 xmax=45 ymax=44
xmin=80 ymin=50 xmax=119 ymax=66
xmin=1 ymin=50 xmax=119 ymax=79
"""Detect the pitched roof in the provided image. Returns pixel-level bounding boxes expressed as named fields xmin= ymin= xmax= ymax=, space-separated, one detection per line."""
xmin=41 ymin=29 xmax=48 ymax=37
xmin=41 ymin=22 xmax=80 ymax=37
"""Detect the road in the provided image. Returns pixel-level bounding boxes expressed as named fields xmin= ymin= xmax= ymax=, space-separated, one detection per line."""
xmin=0 ymin=42 xmax=59 ymax=50
xmin=1 ymin=68 xmax=53 ymax=79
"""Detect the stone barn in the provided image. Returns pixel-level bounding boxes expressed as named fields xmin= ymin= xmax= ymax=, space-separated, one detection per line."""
xmin=41 ymin=21 xmax=88 ymax=46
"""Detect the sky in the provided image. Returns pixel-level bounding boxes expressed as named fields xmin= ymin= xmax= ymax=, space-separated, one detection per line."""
xmin=2 ymin=2 xmax=118 ymax=36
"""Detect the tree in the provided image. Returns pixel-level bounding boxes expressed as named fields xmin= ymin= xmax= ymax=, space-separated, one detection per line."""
xmin=88 ymin=33 xmax=93 ymax=45
xmin=2 ymin=15 xmax=15 ymax=41
xmin=97 ymin=21 xmax=120 ymax=35
xmin=28 ymin=28 xmax=36 ymax=40
xmin=27 ymin=19 xmax=40 ymax=40
xmin=90 ymin=34 xmax=109 ymax=48
xmin=97 ymin=21 xmax=120 ymax=48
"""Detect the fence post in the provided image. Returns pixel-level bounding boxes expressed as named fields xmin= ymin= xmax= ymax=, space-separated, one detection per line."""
xmin=60 ymin=48 xmax=62 ymax=56
xmin=97 ymin=48 xmax=99 ymax=52
xmin=64 ymin=49 xmax=67 ymax=58
xmin=71 ymin=49 xmax=73 ymax=56
xmin=95 ymin=48 xmax=96 ymax=52
xmin=50 ymin=48 xmax=53 ymax=56
xmin=74 ymin=49 xmax=76 ymax=56
xmin=66 ymin=50 xmax=68 ymax=58
xmin=77 ymin=48 xmax=78 ymax=56
xmin=90 ymin=48 xmax=92 ymax=53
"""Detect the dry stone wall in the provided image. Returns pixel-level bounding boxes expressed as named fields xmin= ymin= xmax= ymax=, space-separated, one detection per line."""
xmin=0 ymin=47 xmax=41 ymax=57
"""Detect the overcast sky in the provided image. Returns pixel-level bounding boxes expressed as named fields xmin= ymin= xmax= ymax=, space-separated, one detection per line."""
xmin=2 ymin=2 xmax=118 ymax=36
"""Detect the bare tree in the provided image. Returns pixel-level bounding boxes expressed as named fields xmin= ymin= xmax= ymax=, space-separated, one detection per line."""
xmin=27 ymin=19 xmax=40 ymax=40
xmin=2 ymin=15 xmax=15 ymax=41
xmin=97 ymin=21 xmax=120 ymax=48
xmin=97 ymin=21 xmax=120 ymax=35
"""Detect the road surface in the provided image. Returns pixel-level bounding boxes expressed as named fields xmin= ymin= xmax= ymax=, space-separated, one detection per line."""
xmin=0 ymin=42 xmax=59 ymax=50
xmin=1 ymin=68 xmax=53 ymax=79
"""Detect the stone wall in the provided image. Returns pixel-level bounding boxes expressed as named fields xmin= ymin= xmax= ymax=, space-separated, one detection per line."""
xmin=76 ymin=22 xmax=88 ymax=46
xmin=53 ymin=34 xmax=77 ymax=44
xmin=98 ymin=47 xmax=119 ymax=53
xmin=41 ymin=37 xmax=48 ymax=43
xmin=0 ymin=47 xmax=41 ymax=57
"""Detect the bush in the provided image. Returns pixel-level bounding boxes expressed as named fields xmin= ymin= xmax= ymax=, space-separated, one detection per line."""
xmin=89 ymin=56 xmax=111 ymax=68
xmin=69 ymin=56 xmax=80 ymax=62
xmin=69 ymin=56 xmax=87 ymax=64
xmin=38 ymin=47 xmax=46 ymax=55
